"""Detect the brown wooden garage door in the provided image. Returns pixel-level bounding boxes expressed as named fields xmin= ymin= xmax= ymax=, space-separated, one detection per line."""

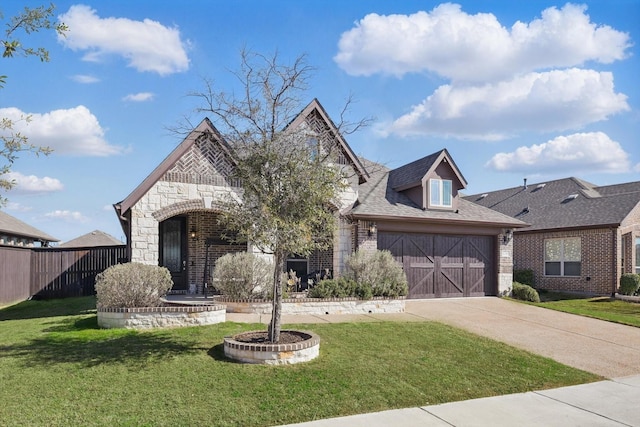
xmin=378 ymin=232 xmax=496 ymax=299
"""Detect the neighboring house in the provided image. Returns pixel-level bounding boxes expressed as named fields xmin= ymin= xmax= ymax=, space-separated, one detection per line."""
xmin=464 ymin=178 xmax=640 ymax=296
xmin=113 ymin=99 xmax=525 ymax=298
xmin=59 ymin=230 xmax=124 ymax=248
xmin=0 ymin=210 xmax=58 ymax=247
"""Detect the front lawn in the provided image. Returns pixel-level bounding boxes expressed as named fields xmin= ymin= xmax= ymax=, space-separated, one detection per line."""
xmin=533 ymin=291 xmax=640 ymax=327
xmin=0 ymin=297 xmax=599 ymax=427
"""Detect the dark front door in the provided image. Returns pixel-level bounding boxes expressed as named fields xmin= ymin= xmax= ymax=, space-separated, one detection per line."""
xmin=160 ymin=217 xmax=188 ymax=291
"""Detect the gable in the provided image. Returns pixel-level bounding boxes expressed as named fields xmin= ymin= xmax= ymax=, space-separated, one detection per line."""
xmin=388 ymin=149 xmax=467 ymax=210
xmin=114 ymin=118 xmax=235 ymax=217
xmin=287 ymin=99 xmax=369 ymax=184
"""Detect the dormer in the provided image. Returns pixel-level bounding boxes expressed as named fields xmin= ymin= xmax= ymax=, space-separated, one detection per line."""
xmin=388 ymin=149 xmax=467 ymax=211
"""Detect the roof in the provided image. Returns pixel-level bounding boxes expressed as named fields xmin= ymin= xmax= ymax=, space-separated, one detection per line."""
xmin=388 ymin=148 xmax=467 ymax=191
xmin=58 ymin=230 xmax=123 ymax=248
xmin=463 ymin=177 xmax=640 ymax=232
xmin=348 ymin=158 xmax=526 ymax=228
xmin=0 ymin=210 xmax=59 ymax=243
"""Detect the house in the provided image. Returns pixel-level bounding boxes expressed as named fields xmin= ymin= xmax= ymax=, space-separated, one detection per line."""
xmin=58 ymin=230 xmax=123 ymax=248
xmin=0 ymin=210 xmax=58 ymax=247
xmin=113 ymin=99 xmax=525 ymax=298
xmin=464 ymin=177 xmax=640 ymax=296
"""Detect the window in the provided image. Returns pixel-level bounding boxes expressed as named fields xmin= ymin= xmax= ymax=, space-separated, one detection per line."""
xmin=430 ymin=179 xmax=452 ymax=207
xmin=636 ymin=238 xmax=640 ymax=274
xmin=544 ymin=238 xmax=581 ymax=276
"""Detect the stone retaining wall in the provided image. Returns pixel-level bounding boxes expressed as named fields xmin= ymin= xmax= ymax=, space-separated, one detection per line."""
xmin=223 ymin=330 xmax=320 ymax=365
xmin=217 ymin=297 xmax=405 ymax=315
xmin=97 ymin=304 xmax=226 ymax=329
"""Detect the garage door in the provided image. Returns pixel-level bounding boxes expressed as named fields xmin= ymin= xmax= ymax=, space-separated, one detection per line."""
xmin=378 ymin=232 xmax=496 ymax=299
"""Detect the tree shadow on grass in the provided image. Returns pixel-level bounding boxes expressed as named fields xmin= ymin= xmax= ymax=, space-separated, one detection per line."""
xmin=0 ymin=317 xmax=201 ymax=368
xmin=207 ymin=343 xmax=231 ymax=362
xmin=0 ymin=296 xmax=96 ymax=321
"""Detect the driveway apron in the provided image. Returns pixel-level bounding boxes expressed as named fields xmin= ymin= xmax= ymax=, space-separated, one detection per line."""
xmin=404 ymin=297 xmax=640 ymax=378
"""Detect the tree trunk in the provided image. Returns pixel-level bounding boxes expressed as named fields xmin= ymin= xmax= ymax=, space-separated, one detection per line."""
xmin=268 ymin=251 xmax=284 ymax=343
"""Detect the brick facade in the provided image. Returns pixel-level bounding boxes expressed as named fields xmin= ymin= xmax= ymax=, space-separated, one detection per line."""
xmin=514 ymin=227 xmax=618 ymax=295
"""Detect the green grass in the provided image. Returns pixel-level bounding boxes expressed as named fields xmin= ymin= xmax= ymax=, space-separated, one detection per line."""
xmin=0 ymin=297 xmax=599 ymax=427
xmin=532 ymin=291 xmax=640 ymax=327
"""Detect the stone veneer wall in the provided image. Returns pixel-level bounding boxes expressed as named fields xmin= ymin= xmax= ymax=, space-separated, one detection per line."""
xmin=97 ymin=304 xmax=226 ymax=329
xmin=514 ymin=227 xmax=617 ymax=295
xmin=128 ymin=179 xmax=238 ymax=265
xmin=219 ymin=297 xmax=405 ymax=315
xmin=498 ymin=232 xmax=514 ymax=296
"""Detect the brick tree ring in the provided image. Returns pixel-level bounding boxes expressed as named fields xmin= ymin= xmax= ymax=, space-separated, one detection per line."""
xmin=223 ymin=330 xmax=320 ymax=365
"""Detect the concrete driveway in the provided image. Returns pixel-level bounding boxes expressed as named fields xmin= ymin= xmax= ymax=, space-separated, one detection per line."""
xmin=402 ymin=297 xmax=640 ymax=378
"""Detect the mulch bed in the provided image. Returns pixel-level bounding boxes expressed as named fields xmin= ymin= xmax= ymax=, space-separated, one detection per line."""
xmin=233 ymin=330 xmax=310 ymax=344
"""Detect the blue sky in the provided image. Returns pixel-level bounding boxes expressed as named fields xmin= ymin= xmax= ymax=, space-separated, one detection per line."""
xmin=1 ymin=0 xmax=639 ymax=243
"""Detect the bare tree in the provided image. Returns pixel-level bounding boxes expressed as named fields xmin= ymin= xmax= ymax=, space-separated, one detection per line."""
xmin=191 ymin=50 xmax=369 ymax=342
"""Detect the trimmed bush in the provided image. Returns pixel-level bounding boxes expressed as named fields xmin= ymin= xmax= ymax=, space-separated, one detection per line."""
xmin=95 ymin=263 xmax=173 ymax=309
xmin=213 ymin=252 xmax=273 ymax=299
xmin=618 ymin=273 xmax=640 ymax=296
xmin=514 ymin=269 xmax=534 ymax=287
xmin=308 ymin=278 xmax=372 ymax=299
xmin=344 ymin=249 xmax=408 ymax=297
xmin=511 ymin=281 xmax=540 ymax=303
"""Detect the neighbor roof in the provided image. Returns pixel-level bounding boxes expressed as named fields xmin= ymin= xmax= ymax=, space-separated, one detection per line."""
xmin=349 ymin=159 xmax=526 ymax=228
xmin=463 ymin=177 xmax=640 ymax=232
xmin=0 ymin=210 xmax=58 ymax=243
xmin=58 ymin=230 xmax=123 ymax=248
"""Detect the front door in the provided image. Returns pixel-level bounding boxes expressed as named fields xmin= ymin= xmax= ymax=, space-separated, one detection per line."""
xmin=160 ymin=217 xmax=188 ymax=291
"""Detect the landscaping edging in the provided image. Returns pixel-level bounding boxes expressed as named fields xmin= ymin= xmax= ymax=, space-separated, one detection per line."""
xmin=224 ymin=330 xmax=320 ymax=365
xmin=216 ymin=296 xmax=405 ymax=315
xmin=97 ymin=304 xmax=227 ymax=329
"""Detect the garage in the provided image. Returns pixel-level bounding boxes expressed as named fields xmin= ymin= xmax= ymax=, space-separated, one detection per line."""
xmin=378 ymin=232 xmax=496 ymax=299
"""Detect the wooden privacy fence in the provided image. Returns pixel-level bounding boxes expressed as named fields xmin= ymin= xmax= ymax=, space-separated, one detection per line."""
xmin=0 ymin=245 xmax=128 ymax=305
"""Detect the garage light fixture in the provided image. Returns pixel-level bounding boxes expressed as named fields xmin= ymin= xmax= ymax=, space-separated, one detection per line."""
xmin=503 ymin=229 xmax=512 ymax=244
xmin=368 ymin=222 xmax=377 ymax=236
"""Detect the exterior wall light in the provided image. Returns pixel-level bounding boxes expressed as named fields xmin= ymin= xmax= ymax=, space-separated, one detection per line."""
xmin=368 ymin=222 xmax=377 ymax=236
xmin=503 ymin=229 xmax=512 ymax=244
xmin=190 ymin=227 xmax=197 ymax=239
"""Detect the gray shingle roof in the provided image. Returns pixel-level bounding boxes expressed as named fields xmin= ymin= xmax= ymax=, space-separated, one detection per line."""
xmin=59 ymin=230 xmax=123 ymax=248
xmin=0 ymin=210 xmax=58 ymax=242
xmin=349 ymin=159 xmax=527 ymax=228
xmin=463 ymin=177 xmax=640 ymax=232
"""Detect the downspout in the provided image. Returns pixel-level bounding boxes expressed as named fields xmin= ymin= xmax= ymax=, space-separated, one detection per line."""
xmin=612 ymin=227 xmax=618 ymax=297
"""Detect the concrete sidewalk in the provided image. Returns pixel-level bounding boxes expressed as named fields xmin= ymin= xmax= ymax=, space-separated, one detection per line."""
xmin=280 ymin=375 xmax=640 ymax=426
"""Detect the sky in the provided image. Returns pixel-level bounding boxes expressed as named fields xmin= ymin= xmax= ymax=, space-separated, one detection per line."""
xmin=1 ymin=0 xmax=639 ymax=244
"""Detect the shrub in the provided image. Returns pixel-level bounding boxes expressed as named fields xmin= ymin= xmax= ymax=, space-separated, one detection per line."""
xmin=618 ymin=273 xmax=640 ymax=296
xmin=511 ymin=281 xmax=540 ymax=303
xmin=514 ymin=269 xmax=534 ymax=286
xmin=213 ymin=252 xmax=273 ymax=299
xmin=95 ymin=263 xmax=173 ymax=309
xmin=308 ymin=277 xmax=372 ymax=299
xmin=344 ymin=249 xmax=408 ymax=297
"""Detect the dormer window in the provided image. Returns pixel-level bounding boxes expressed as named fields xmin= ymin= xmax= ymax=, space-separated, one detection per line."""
xmin=430 ymin=178 xmax=452 ymax=207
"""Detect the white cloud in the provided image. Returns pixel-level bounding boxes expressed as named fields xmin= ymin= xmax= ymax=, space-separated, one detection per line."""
xmin=5 ymin=201 xmax=32 ymax=212
xmin=123 ymin=92 xmax=155 ymax=102
xmin=335 ymin=3 xmax=630 ymax=82
xmin=485 ymin=132 xmax=630 ymax=173
xmin=58 ymin=5 xmax=190 ymax=76
xmin=5 ymin=172 xmax=63 ymax=194
xmin=389 ymin=69 xmax=628 ymax=139
xmin=71 ymin=74 xmax=100 ymax=84
xmin=45 ymin=210 xmax=89 ymax=223
xmin=0 ymin=106 xmax=123 ymax=156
